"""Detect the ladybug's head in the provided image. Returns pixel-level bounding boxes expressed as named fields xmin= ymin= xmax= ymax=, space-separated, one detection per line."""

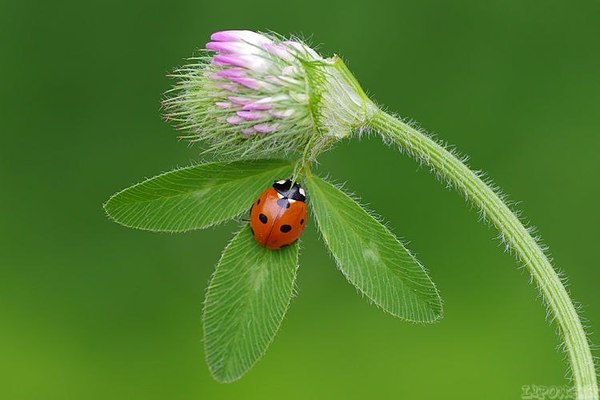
xmin=273 ymin=179 xmax=306 ymax=202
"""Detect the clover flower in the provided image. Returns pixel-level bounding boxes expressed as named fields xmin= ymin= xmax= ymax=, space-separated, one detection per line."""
xmin=164 ymin=30 xmax=374 ymax=158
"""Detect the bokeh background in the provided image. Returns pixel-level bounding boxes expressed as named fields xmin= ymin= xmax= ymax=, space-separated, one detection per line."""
xmin=2 ymin=0 xmax=599 ymax=399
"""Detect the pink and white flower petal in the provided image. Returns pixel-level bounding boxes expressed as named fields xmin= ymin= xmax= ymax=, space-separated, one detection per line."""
xmin=206 ymin=41 xmax=266 ymax=56
xmin=264 ymin=75 xmax=287 ymax=86
xmin=210 ymin=30 xmax=273 ymax=46
xmin=242 ymin=101 xmax=273 ymax=111
xmin=226 ymin=115 xmax=244 ymax=125
xmin=241 ymin=96 xmax=281 ymax=110
xmin=214 ymin=83 xmax=238 ymax=92
xmin=253 ymin=123 xmax=279 ymax=133
xmin=212 ymin=54 xmax=270 ymax=73
xmin=227 ymin=76 xmax=263 ymax=90
xmin=241 ymin=127 xmax=257 ymax=135
xmin=237 ymin=110 xmax=266 ymax=121
xmin=228 ymin=96 xmax=253 ymax=105
xmin=262 ymin=43 xmax=294 ymax=61
xmin=215 ymin=101 xmax=232 ymax=109
xmin=271 ymin=109 xmax=295 ymax=118
xmin=216 ymin=68 xmax=247 ymax=79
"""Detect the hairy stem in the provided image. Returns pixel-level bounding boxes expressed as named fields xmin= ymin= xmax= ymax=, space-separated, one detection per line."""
xmin=370 ymin=108 xmax=597 ymax=399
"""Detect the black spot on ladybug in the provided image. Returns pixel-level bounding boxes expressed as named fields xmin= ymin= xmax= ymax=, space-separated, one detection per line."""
xmin=300 ymin=219 xmax=304 ymax=225
xmin=250 ymin=227 xmax=255 ymax=236
xmin=276 ymin=198 xmax=290 ymax=208
xmin=259 ymin=213 xmax=268 ymax=224
xmin=280 ymin=224 xmax=292 ymax=233
xmin=257 ymin=198 xmax=261 ymax=205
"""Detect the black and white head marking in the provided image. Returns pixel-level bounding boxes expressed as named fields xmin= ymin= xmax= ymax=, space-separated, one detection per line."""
xmin=272 ymin=178 xmax=306 ymax=202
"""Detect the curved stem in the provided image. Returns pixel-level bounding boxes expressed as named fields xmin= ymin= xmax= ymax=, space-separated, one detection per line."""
xmin=370 ymin=108 xmax=597 ymax=399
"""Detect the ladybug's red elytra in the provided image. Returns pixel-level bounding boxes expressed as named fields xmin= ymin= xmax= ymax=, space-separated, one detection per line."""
xmin=250 ymin=179 xmax=307 ymax=249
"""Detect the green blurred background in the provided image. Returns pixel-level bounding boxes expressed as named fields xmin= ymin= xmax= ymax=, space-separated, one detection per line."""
xmin=1 ymin=0 xmax=599 ymax=399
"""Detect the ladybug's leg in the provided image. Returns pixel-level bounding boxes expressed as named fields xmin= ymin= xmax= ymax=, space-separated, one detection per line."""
xmin=231 ymin=206 xmax=252 ymax=224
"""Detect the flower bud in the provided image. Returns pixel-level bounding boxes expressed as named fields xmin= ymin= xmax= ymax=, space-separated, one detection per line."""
xmin=164 ymin=30 xmax=375 ymax=158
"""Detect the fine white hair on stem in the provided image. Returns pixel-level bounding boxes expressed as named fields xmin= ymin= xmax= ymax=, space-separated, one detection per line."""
xmin=369 ymin=105 xmax=598 ymax=400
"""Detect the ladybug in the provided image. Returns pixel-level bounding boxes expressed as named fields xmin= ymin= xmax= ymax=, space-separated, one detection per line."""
xmin=250 ymin=179 xmax=307 ymax=249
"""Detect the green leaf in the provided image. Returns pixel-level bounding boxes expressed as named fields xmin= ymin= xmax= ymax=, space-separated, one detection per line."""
xmin=305 ymin=174 xmax=442 ymax=322
xmin=203 ymin=225 xmax=299 ymax=382
xmin=104 ymin=159 xmax=293 ymax=232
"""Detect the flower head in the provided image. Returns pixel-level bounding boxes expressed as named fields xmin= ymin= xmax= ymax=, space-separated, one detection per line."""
xmin=164 ymin=30 xmax=374 ymax=158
